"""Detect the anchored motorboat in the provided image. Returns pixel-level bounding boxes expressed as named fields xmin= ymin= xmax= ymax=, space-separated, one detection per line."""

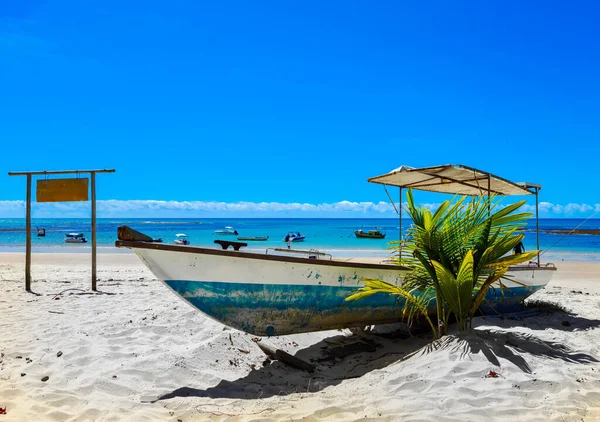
xmin=354 ymin=227 xmax=386 ymax=239
xmin=174 ymin=233 xmax=190 ymax=245
xmin=214 ymin=226 xmax=238 ymax=235
xmin=237 ymin=236 xmax=269 ymax=241
xmin=284 ymin=232 xmax=306 ymax=242
xmin=64 ymin=233 xmax=87 ymax=243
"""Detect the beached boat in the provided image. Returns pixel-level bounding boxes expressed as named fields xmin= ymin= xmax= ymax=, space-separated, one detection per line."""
xmin=174 ymin=234 xmax=190 ymax=245
xmin=214 ymin=226 xmax=238 ymax=235
xmin=37 ymin=227 xmax=46 ymax=237
xmin=354 ymin=228 xmax=386 ymax=239
xmin=284 ymin=232 xmax=306 ymax=242
xmin=237 ymin=236 xmax=269 ymax=241
xmin=116 ymin=165 xmax=556 ymax=336
xmin=65 ymin=233 xmax=87 ymax=243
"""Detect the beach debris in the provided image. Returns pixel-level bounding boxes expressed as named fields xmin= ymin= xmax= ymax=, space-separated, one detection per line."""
xmin=41 ymin=376 xmax=49 ymax=382
xmin=112 ymin=375 xmax=117 ymax=379
xmin=485 ymin=370 xmax=500 ymax=378
xmin=0 ymin=407 xmax=6 ymax=415
xmin=48 ymin=311 xmax=64 ymax=314
xmin=256 ymin=341 xmax=314 ymax=373
xmin=251 ymin=337 xmax=262 ymax=343
xmin=56 ymin=351 xmax=63 ymax=358
xmin=228 ymin=358 xmax=241 ymax=367
xmin=237 ymin=348 xmax=250 ymax=354
xmin=20 ymin=373 xmax=26 ymax=377
xmin=229 ymin=333 xmax=234 ymax=346
xmin=54 ymin=297 xmax=60 ymax=300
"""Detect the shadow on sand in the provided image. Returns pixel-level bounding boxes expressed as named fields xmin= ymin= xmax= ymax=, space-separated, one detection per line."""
xmin=49 ymin=288 xmax=118 ymax=297
xmin=419 ymin=329 xmax=599 ymax=374
xmin=152 ymin=332 xmax=433 ymax=402
xmin=478 ymin=307 xmax=600 ymax=333
xmin=151 ymin=311 xmax=599 ymax=402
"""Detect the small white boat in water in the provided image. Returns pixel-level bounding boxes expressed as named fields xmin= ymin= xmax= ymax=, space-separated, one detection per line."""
xmin=174 ymin=234 xmax=190 ymax=245
xmin=65 ymin=233 xmax=87 ymax=243
xmin=237 ymin=236 xmax=269 ymax=241
xmin=214 ymin=226 xmax=238 ymax=235
xmin=284 ymin=231 xmax=306 ymax=242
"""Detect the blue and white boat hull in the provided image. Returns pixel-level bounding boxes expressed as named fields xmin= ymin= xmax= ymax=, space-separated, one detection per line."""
xmin=119 ymin=242 xmax=556 ymax=336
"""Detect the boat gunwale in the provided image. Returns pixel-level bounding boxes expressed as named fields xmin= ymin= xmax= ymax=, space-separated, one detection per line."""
xmin=116 ymin=240 xmax=409 ymax=270
xmin=115 ymin=240 xmax=556 ymax=273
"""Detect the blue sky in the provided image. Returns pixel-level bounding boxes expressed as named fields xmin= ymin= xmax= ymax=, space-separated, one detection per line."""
xmin=1 ymin=1 xmax=599 ymax=218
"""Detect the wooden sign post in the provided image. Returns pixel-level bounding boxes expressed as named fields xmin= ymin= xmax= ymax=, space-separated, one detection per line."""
xmin=8 ymin=169 xmax=115 ymax=291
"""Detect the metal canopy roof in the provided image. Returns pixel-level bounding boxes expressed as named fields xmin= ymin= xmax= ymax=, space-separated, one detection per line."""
xmin=367 ymin=164 xmax=536 ymax=196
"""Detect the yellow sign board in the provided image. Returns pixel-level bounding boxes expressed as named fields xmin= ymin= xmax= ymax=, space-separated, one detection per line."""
xmin=36 ymin=178 xmax=89 ymax=202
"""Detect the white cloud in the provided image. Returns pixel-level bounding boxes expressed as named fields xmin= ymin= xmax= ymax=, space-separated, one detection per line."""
xmin=0 ymin=199 xmax=598 ymax=218
xmin=0 ymin=199 xmax=399 ymax=218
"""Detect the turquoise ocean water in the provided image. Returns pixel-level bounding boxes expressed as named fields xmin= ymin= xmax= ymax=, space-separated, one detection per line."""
xmin=0 ymin=218 xmax=599 ymax=261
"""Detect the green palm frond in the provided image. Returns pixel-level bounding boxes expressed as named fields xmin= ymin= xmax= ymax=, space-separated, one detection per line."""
xmin=345 ymin=278 xmax=401 ymax=301
xmin=490 ymin=200 xmax=529 ymax=223
xmin=470 ymin=267 xmax=509 ymax=316
xmin=347 ymin=187 xmax=536 ymax=337
xmin=346 ymin=278 xmax=438 ymax=337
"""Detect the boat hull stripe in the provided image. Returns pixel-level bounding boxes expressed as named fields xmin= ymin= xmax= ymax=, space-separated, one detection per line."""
xmin=164 ymin=279 xmax=544 ymax=336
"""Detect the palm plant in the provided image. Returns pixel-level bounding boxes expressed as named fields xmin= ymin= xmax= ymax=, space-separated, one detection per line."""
xmin=346 ymin=188 xmax=538 ymax=338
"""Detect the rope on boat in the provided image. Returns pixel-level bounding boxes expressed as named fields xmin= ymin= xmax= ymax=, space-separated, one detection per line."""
xmin=539 ymin=208 xmax=600 ymax=257
xmin=383 ymin=185 xmax=400 ymax=215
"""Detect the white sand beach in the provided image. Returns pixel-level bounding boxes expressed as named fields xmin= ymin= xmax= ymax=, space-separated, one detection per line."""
xmin=1 ymin=253 xmax=600 ymax=421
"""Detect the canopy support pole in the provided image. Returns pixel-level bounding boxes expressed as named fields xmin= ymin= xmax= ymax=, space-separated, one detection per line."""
xmin=535 ymin=187 xmax=540 ymax=267
xmin=25 ymin=174 xmax=32 ymax=291
xmin=487 ymin=174 xmax=491 ymax=216
xmin=399 ymin=187 xmax=402 ymax=263
xmin=91 ymin=172 xmax=97 ymax=290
